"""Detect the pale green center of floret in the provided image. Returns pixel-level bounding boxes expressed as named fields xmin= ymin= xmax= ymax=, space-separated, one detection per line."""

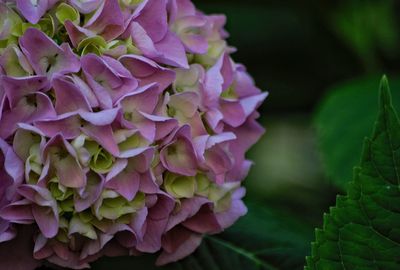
xmin=96 ymin=190 xmax=145 ymax=220
xmin=72 ymin=137 xmax=115 ymax=174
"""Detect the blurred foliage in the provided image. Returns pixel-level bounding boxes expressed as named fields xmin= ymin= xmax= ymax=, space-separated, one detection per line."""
xmin=307 ymin=78 xmax=400 ymax=269
xmin=328 ymin=0 xmax=399 ymax=72
xmin=315 ymin=75 xmax=400 ymax=190
xmin=245 ymin=116 xmax=337 ymax=225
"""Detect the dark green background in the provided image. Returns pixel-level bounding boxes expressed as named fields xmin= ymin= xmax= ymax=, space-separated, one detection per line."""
xmin=193 ymin=0 xmax=400 ymax=223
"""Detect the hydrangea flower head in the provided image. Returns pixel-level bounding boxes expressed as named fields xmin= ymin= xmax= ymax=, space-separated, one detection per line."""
xmin=0 ymin=0 xmax=267 ymax=269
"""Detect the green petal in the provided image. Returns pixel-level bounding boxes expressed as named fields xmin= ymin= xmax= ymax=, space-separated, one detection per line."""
xmin=59 ymin=198 xmax=74 ymax=213
xmin=1 ymin=45 xmax=32 ymax=76
xmin=125 ymin=37 xmax=142 ymax=55
xmin=221 ymin=85 xmax=238 ymax=99
xmin=117 ymin=131 xmax=148 ymax=151
xmin=208 ymin=184 xmax=237 ymax=212
xmin=164 ymin=173 xmax=197 ymax=199
xmin=56 ymin=228 xmax=70 ymax=243
xmin=194 ymin=40 xmax=226 ymax=68
xmin=69 ymin=215 xmax=97 ymax=240
xmin=55 ymin=3 xmax=80 ymax=24
xmin=196 ymin=174 xmax=211 ymax=196
xmin=20 ymin=23 xmax=41 ymax=35
xmin=38 ymin=14 xmax=55 ymax=37
xmin=78 ymin=36 xmax=107 ymax=56
xmin=120 ymin=0 xmax=145 ymax=5
xmin=89 ymin=146 xmax=114 ymax=174
xmin=1 ymin=7 xmax=23 ymax=38
xmin=97 ymin=191 xmax=145 ymax=220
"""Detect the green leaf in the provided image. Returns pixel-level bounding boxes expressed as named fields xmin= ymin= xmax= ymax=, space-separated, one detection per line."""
xmin=315 ymin=75 xmax=400 ymax=190
xmin=89 ymin=201 xmax=312 ymax=270
xmin=306 ymin=76 xmax=400 ymax=269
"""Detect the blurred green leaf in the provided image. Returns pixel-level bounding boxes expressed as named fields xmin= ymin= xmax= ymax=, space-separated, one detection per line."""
xmin=330 ymin=0 xmax=399 ymax=71
xmin=306 ymin=77 xmax=400 ymax=269
xmin=315 ymin=75 xmax=400 ymax=190
xmin=89 ymin=201 xmax=312 ymax=270
xmin=220 ymin=200 xmax=313 ymax=270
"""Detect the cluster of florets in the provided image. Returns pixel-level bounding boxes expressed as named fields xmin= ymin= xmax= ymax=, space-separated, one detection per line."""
xmin=0 ymin=0 xmax=266 ymax=269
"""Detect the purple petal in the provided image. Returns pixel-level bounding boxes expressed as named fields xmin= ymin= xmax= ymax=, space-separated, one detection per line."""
xmin=35 ymin=114 xmax=81 ymax=139
xmin=166 ymin=197 xmax=210 ymax=231
xmin=81 ymin=54 xmax=138 ymax=108
xmin=19 ymin=28 xmax=80 ymax=76
xmin=135 ymin=0 xmax=168 ymax=43
xmin=170 ymin=0 xmax=196 ymax=20
xmin=127 ymin=21 xmax=159 ymax=57
xmin=174 ymin=16 xmax=208 ymax=54
xmin=219 ymin=99 xmax=246 ymax=127
xmin=204 ymin=109 xmax=224 ymax=133
xmin=0 ymin=225 xmax=16 ymax=243
xmin=16 ymin=0 xmax=48 ymax=24
xmin=182 ymin=204 xmax=222 ymax=234
xmin=0 ymin=92 xmax=57 ymax=139
xmin=141 ymin=113 xmax=178 ymax=141
xmin=118 ymin=84 xmax=163 ymax=141
xmin=43 ymin=134 xmax=86 ymax=188
xmin=64 ymin=20 xmax=96 ymax=48
xmin=81 ymin=125 xmax=120 ymax=156
xmin=137 ymin=193 xmax=175 ymax=252
xmin=1 ymin=75 xmax=49 ymax=107
xmin=52 ymin=75 xmax=91 ymax=114
xmin=153 ymin=31 xmax=189 ymax=68
xmin=215 ymin=188 xmax=247 ymax=228
xmin=75 ymin=172 xmax=104 ymax=212
xmin=106 ymin=169 xmax=140 ymax=201
xmin=32 ymin=204 xmax=59 ymax=238
xmin=139 ymin=171 xmax=159 ymax=193
xmin=156 ymin=227 xmax=202 ymax=265
xmin=79 ymin=107 xmax=119 ymax=126
xmin=84 ymin=0 xmax=125 ymax=41
xmin=69 ymin=0 xmax=102 ymax=14
xmin=234 ymin=67 xmax=262 ymax=97
xmin=226 ymin=117 xmax=265 ymax=181
xmin=240 ymin=92 xmax=268 ymax=118
xmin=0 ymin=138 xmax=24 ymax=188
xmin=119 ymin=54 xmax=175 ymax=91
xmin=69 ymin=74 xmax=99 ymax=107
xmin=119 ymin=83 xmax=161 ymax=114
xmin=0 ymin=199 xmax=34 ymax=224
xmin=160 ymin=126 xmax=198 ymax=176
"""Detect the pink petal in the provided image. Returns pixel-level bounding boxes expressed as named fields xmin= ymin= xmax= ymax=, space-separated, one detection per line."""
xmin=52 ymin=75 xmax=91 ymax=114
xmin=16 ymin=0 xmax=48 ymax=24
xmin=43 ymin=134 xmax=86 ymax=188
xmin=84 ymin=0 xmax=125 ymax=41
xmin=156 ymin=227 xmax=202 ymax=265
xmin=32 ymin=204 xmax=59 ymax=238
xmin=106 ymin=170 xmax=140 ymax=201
xmin=119 ymin=54 xmax=175 ymax=91
xmin=160 ymin=126 xmax=198 ymax=176
xmin=135 ymin=0 xmax=168 ymax=43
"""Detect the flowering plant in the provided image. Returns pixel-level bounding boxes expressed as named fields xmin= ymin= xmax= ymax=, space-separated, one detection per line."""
xmin=0 ymin=0 xmax=266 ymax=269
